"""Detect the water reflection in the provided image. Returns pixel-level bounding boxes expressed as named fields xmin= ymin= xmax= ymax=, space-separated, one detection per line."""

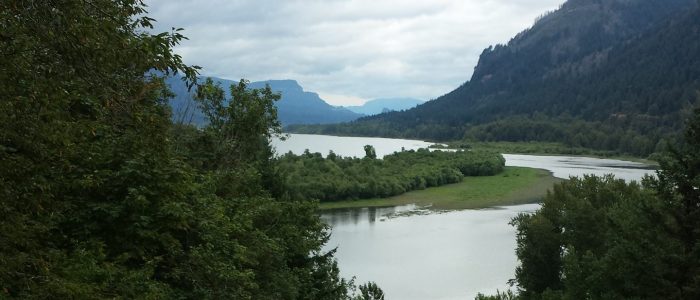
xmin=320 ymin=204 xmax=418 ymax=226
xmin=276 ymin=134 xmax=660 ymax=299
xmin=318 ymin=154 xmax=655 ymax=299
xmin=321 ymin=204 xmax=541 ymax=300
xmin=504 ymin=154 xmax=656 ymax=182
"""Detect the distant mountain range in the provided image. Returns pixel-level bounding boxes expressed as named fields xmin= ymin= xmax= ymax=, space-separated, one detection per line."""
xmin=344 ymin=98 xmax=424 ymax=115
xmin=166 ymin=77 xmax=363 ymax=126
xmin=290 ymin=0 xmax=700 ymax=156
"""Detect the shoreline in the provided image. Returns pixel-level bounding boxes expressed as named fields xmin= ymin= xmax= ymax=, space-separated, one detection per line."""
xmin=319 ymin=166 xmax=562 ymax=210
xmin=281 ymin=133 xmax=658 ymax=165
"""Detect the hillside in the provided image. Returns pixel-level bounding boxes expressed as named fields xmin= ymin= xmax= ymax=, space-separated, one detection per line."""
xmin=167 ymin=77 xmax=363 ymax=126
xmin=290 ymin=0 xmax=700 ymax=156
xmin=345 ymin=97 xmax=424 ymax=115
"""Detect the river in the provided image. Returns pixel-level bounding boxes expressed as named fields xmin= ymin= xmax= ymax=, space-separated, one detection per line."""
xmin=273 ymin=133 xmax=437 ymax=158
xmin=272 ymin=134 xmax=656 ymax=300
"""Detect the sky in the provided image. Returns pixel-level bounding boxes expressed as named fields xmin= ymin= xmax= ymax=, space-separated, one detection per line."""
xmin=146 ymin=0 xmax=564 ymax=106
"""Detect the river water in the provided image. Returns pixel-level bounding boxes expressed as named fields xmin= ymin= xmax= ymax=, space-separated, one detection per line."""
xmin=273 ymin=133 xmax=437 ymax=158
xmin=272 ymin=134 xmax=656 ymax=300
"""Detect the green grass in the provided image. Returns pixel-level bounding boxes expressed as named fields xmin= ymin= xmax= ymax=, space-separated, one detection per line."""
xmin=319 ymin=167 xmax=562 ymax=210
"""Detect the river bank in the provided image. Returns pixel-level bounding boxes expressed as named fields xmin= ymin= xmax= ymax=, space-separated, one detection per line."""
xmin=440 ymin=141 xmax=659 ymax=165
xmin=319 ymin=167 xmax=561 ymax=210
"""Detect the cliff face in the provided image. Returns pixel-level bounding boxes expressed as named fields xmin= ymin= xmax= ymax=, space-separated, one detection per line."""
xmin=472 ymin=0 xmax=696 ymax=84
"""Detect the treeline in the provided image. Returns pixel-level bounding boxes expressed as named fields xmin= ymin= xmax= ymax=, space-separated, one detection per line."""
xmin=455 ymin=141 xmax=621 ymax=158
xmin=290 ymin=115 xmax=675 ymax=157
xmin=1 ymin=2 xmax=377 ymax=299
xmin=462 ymin=116 xmax=672 ymax=157
xmin=478 ymin=108 xmax=700 ymax=300
xmin=290 ymin=4 xmax=700 ymax=157
xmin=277 ymin=149 xmax=505 ymax=202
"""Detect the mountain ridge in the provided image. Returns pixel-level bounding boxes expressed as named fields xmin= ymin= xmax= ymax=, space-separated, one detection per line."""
xmin=167 ymin=77 xmax=363 ymax=126
xmin=344 ymin=97 xmax=424 ymax=115
xmin=289 ymin=0 xmax=700 ymax=156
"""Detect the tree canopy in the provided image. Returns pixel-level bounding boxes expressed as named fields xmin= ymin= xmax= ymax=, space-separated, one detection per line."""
xmin=497 ymin=106 xmax=700 ymax=300
xmin=277 ymin=148 xmax=504 ymax=202
xmin=1 ymin=1 xmax=363 ymax=298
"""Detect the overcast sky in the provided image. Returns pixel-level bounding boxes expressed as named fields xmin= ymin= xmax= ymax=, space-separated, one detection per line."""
xmin=146 ymin=0 xmax=564 ymax=105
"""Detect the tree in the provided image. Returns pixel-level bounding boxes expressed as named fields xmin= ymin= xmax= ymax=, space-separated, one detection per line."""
xmin=1 ymin=1 xmax=353 ymax=298
xmin=364 ymin=144 xmax=377 ymax=159
xmin=475 ymin=290 xmax=517 ymax=300
xmin=1 ymin=1 xmax=197 ymax=297
xmin=195 ymin=77 xmax=282 ymax=168
xmin=511 ymin=210 xmax=562 ymax=299
xmin=647 ymin=106 xmax=700 ymax=298
xmin=355 ymin=282 xmax=385 ymax=300
xmin=506 ymin=105 xmax=700 ymax=300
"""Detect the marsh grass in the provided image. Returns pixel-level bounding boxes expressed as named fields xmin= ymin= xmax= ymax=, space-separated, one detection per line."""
xmin=319 ymin=167 xmax=562 ymax=210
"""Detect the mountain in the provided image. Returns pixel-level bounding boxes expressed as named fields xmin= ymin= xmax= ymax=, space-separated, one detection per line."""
xmin=248 ymin=80 xmax=363 ymax=125
xmin=290 ymin=0 xmax=700 ymax=156
xmin=166 ymin=77 xmax=363 ymax=126
xmin=345 ymin=98 xmax=424 ymax=115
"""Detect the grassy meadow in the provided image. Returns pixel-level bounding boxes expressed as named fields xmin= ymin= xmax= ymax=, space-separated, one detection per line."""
xmin=319 ymin=166 xmax=562 ymax=210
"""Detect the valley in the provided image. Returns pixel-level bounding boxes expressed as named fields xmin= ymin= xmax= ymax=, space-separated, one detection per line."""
xmin=6 ymin=0 xmax=700 ymax=299
xmin=288 ymin=0 xmax=700 ymax=158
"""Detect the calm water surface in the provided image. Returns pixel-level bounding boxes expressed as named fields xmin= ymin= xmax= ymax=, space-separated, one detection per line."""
xmin=272 ymin=133 xmax=437 ymax=158
xmin=504 ymin=154 xmax=655 ymax=181
xmin=322 ymin=204 xmax=539 ymax=300
xmin=276 ymin=134 xmax=657 ymax=299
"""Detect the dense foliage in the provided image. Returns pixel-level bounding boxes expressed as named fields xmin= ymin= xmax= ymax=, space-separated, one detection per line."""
xmin=484 ymin=107 xmax=700 ymax=299
xmin=1 ymin=1 xmax=374 ymax=299
xmin=290 ymin=1 xmax=700 ymax=157
xmin=277 ymin=149 xmax=505 ymax=202
xmin=449 ymin=141 xmax=624 ymax=158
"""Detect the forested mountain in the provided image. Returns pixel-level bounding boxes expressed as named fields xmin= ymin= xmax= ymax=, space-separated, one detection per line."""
xmin=345 ymin=97 xmax=424 ymax=115
xmin=291 ymin=0 xmax=700 ymax=156
xmin=167 ymin=77 xmax=363 ymax=126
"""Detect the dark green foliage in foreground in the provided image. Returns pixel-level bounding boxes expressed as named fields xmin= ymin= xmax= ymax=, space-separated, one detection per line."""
xmin=278 ymin=149 xmax=504 ymax=202
xmin=356 ymin=282 xmax=385 ymax=300
xmin=475 ymin=290 xmax=517 ymax=300
xmin=1 ymin=1 xmax=355 ymax=299
xmin=494 ymin=108 xmax=700 ymax=300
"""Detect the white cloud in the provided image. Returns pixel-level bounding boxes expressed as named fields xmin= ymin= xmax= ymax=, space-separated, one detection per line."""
xmin=146 ymin=0 xmax=564 ymax=105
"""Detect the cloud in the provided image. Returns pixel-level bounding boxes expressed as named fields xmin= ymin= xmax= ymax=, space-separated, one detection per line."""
xmin=146 ymin=0 xmax=564 ymax=105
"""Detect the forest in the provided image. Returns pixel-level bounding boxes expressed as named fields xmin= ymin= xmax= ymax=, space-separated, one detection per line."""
xmin=476 ymin=108 xmax=700 ymax=300
xmin=0 ymin=2 xmax=382 ymax=299
xmin=277 ymin=148 xmax=504 ymax=202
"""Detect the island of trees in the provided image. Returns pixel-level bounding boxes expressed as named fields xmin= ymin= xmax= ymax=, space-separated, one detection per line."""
xmin=278 ymin=148 xmax=504 ymax=202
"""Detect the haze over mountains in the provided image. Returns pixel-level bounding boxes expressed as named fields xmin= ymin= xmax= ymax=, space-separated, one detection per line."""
xmin=344 ymin=98 xmax=424 ymax=115
xmin=166 ymin=77 xmax=362 ymax=126
xmin=291 ymin=0 xmax=700 ymax=156
xmin=247 ymin=80 xmax=362 ymax=125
